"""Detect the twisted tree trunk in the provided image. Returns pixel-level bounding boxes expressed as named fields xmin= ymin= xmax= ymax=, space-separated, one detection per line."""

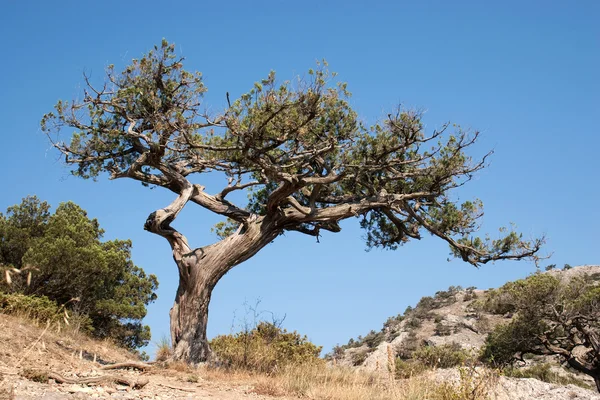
xmin=144 ymin=182 xmax=282 ymax=363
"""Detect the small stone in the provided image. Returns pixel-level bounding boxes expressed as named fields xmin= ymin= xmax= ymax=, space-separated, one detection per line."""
xmin=67 ymin=384 xmax=93 ymax=394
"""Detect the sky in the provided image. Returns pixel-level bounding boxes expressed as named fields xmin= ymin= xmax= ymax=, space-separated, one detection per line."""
xmin=0 ymin=1 xmax=598 ymax=356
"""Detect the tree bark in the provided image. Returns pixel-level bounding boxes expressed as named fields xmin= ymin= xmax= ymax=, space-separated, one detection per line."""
xmin=162 ymin=215 xmax=282 ymax=364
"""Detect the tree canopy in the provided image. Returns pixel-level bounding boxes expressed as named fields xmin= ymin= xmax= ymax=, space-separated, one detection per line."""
xmin=42 ymin=40 xmax=542 ymax=265
xmin=0 ymin=196 xmax=158 ymax=350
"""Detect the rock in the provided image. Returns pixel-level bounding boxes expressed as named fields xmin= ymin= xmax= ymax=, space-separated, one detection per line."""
xmin=67 ymin=384 xmax=94 ymax=393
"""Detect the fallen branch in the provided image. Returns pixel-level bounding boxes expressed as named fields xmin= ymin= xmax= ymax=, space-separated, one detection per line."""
xmin=22 ymin=369 xmax=149 ymax=389
xmin=157 ymin=382 xmax=196 ymax=392
xmin=99 ymin=362 xmax=153 ymax=371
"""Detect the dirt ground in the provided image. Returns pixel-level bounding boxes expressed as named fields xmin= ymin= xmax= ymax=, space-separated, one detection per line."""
xmin=0 ymin=314 xmax=290 ymax=400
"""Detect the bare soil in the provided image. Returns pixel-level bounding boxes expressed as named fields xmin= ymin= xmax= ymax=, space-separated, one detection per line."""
xmin=0 ymin=314 xmax=290 ymax=400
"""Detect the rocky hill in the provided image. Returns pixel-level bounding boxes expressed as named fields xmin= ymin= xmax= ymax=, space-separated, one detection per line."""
xmin=330 ymin=265 xmax=600 ymax=398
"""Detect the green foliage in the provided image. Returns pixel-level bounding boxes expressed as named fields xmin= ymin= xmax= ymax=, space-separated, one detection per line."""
xmin=0 ymin=292 xmax=93 ymax=332
xmin=413 ymin=343 xmax=470 ymax=368
xmin=434 ymin=322 xmax=453 ymax=336
xmin=43 ymin=40 xmax=543 ymax=268
xmin=502 ymin=363 xmax=591 ymax=390
xmin=463 ymin=287 xmax=477 ymax=302
xmin=395 ymin=358 xmax=429 ymax=379
xmin=363 ymin=330 xmax=385 ymax=349
xmin=0 ymin=196 xmax=158 ymax=349
xmin=0 ymin=292 xmax=58 ymax=320
xmin=405 ymin=317 xmax=422 ymax=329
xmin=479 ymin=319 xmax=539 ymax=367
xmin=350 ymin=349 xmax=371 ymax=366
xmin=0 ymin=196 xmax=50 ymax=270
xmin=480 ymin=270 xmax=600 ymax=388
xmin=210 ymin=322 xmax=322 ymax=373
xmin=395 ymin=344 xmax=471 ymax=379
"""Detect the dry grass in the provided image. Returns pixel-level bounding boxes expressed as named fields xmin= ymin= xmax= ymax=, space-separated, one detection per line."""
xmin=200 ymin=362 xmax=497 ymax=400
xmin=0 ymin=313 xmax=136 ymax=374
xmin=154 ymin=335 xmax=172 ymax=362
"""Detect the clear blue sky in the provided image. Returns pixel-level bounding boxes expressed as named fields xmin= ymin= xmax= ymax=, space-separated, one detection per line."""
xmin=1 ymin=1 xmax=598 ymax=356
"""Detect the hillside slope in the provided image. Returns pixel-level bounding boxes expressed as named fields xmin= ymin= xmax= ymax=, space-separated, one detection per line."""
xmin=0 ymin=314 xmax=286 ymax=400
xmin=331 ymin=265 xmax=600 ymax=398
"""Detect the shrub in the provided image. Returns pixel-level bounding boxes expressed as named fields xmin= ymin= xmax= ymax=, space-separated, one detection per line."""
xmin=383 ymin=314 xmax=404 ymax=329
xmin=431 ymin=365 xmax=496 ymax=400
xmin=477 ymin=288 xmax=515 ymax=315
xmin=413 ymin=343 xmax=470 ymax=368
xmin=416 ymin=296 xmax=436 ymax=311
xmin=479 ymin=318 xmax=541 ymax=367
xmin=397 ymin=331 xmax=420 ymax=359
xmin=395 ymin=358 xmax=428 ymax=378
xmin=210 ymin=322 xmax=322 ymax=373
xmin=328 ymin=345 xmax=345 ymax=361
xmin=351 ymin=349 xmax=370 ymax=366
xmin=434 ymin=322 xmax=452 ymax=336
xmin=405 ymin=317 xmax=422 ymax=329
xmin=155 ymin=335 xmax=172 ymax=362
xmin=363 ymin=330 xmax=385 ymax=349
xmin=434 ymin=286 xmax=462 ymax=304
xmin=0 ymin=292 xmax=93 ymax=332
xmin=0 ymin=292 xmax=60 ymax=321
xmin=502 ymin=363 xmax=591 ymax=389
xmin=474 ymin=315 xmax=491 ymax=334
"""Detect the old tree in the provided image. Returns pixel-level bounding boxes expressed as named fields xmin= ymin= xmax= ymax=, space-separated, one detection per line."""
xmin=42 ymin=41 xmax=543 ymax=363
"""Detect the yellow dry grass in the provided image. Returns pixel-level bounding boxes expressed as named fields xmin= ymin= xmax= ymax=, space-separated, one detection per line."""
xmin=200 ymin=362 xmax=497 ymax=400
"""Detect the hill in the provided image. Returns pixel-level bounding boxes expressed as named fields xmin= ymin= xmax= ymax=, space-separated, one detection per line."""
xmin=330 ymin=265 xmax=600 ymax=398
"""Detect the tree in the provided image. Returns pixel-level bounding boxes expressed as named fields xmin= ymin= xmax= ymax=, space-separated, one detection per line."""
xmin=0 ymin=196 xmax=158 ymax=349
xmin=481 ymin=273 xmax=600 ymax=392
xmin=0 ymin=196 xmax=50 ymax=270
xmin=41 ymin=40 xmax=543 ymax=363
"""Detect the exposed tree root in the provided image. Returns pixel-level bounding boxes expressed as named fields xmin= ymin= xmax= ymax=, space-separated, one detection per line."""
xmin=99 ymin=362 xmax=153 ymax=371
xmin=157 ymin=382 xmax=196 ymax=392
xmin=22 ymin=369 xmax=149 ymax=389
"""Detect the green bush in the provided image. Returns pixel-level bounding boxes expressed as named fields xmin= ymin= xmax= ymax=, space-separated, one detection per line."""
xmin=397 ymin=331 xmax=420 ymax=359
xmin=327 ymin=345 xmax=345 ymax=361
xmin=0 ymin=292 xmax=60 ymax=321
xmin=363 ymin=330 xmax=385 ymax=349
xmin=0 ymin=292 xmax=92 ymax=332
xmin=210 ymin=322 xmax=322 ymax=372
xmin=479 ymin=318 xmax=542 ymax=367
xmin=405 ymin=317 xmax=422 ymax=329
xmin=502 ymin=363 xmax=591 ymax=389
xmin=395 ymin=358 xmax=428 ymax=378
xmin=413 ymin=343 xmax=470 ymax=368
xmin=351 ymin=348 xmax=370 ymax=366
xmin=476 ymin=288 xmax=515 ymax=315
xmin=434 ymin=322 xmax=453 ymax=336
